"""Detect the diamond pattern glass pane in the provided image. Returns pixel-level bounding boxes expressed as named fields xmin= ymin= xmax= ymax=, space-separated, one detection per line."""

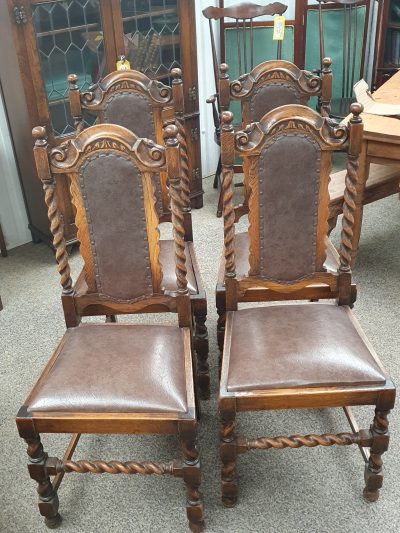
xmin=32 ymin=0 xmax=106 ymax=137
xmin=120 ymin=0 xmax=180 ymax=84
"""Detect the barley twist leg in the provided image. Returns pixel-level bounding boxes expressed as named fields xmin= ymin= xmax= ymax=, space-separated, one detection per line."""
xmin=220 ymin=407 xmax=238 ymax=507
xmin=26 ymin=436 xmax=61 ymax=529
xmin=363 ymin=409 xmax=390 ymax=502
xmin=179 ymin=424 xmax=204 ymax=533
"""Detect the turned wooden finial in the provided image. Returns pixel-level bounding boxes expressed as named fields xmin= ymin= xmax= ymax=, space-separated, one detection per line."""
xmin=32 ymin=126 xmax=47 ymax=146
xmin=219 ymin=63 xmax=229 ymax=78
xmin=171 ymin=68 xmax=182 ymax=82
xmin=221 ymin=111 xmax=234 ymax=130
xmin=322 ymin=57 xmax=332 ymax=72
xmin=171 ymin=68 xmax=185 ymax=116
xmin=350 ymin=102 xmax=363 ymax=122
xmin=67 ymin=73 xmax=78 ymax=88
xmin=163 ymin=123 xmax=179 ymax=146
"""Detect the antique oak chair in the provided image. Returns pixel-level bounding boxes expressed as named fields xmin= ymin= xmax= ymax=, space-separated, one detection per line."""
xmin=213 ymin=58 xmax=333 ymax=216
xmin=68 ymin=68 xmax=209 ymax=399
xmin=202 ymin=1 xmax=288 ymax=192
xmin=16 ymin=124 xmax=204 ymax=532
xmin=218 ymin=106 xmax=395 ymax=506
xmin=215 ymin=59 xmax=337 ymax=348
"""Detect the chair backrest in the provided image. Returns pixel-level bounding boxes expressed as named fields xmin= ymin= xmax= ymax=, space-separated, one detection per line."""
xmin=308 ymin=0 xmax=368 ymax=99
xmin=68 ymin=68 xmax=192 ymax=238
xmin=32 ymin=123 xmax=190 ymax=323
xmin=219 ymin=58 xmax=333 ymax=123
xmin=203 ymin=2 xmax=288 ymax=106
xmin=220 ymin=103 xmax=363 ymax=309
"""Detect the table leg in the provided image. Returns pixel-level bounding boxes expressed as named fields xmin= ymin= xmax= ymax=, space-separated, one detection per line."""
xmin=350 ymin=140 xmax=369 ymax=269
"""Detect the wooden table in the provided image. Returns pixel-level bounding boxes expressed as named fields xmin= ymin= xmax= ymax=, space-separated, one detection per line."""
xmin=344 ymin=71 xmax=400 ymax=267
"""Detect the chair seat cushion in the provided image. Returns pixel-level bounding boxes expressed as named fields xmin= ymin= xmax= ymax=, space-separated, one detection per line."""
xmin=218 ymin=232 xmax=338 ymax=282
xmin=225 ymin=304 xmax=386 ymax=393
xmin=75 ymin=239 xmax=198 ymax=296
xmin=27 ymin=323 xmax=189 ymax=414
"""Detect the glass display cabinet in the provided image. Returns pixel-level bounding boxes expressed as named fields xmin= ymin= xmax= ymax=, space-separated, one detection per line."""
xmin=1 ymin=0 xmax=202 ymax=247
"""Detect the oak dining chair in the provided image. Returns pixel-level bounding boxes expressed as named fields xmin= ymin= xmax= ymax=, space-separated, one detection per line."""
xmin=68 ymin=68 xmax=209 ymax=399
xmin=16 ymin=123 xmax=204 ymax=533
xmin=218 ymin=104 xmax=395 ymax=506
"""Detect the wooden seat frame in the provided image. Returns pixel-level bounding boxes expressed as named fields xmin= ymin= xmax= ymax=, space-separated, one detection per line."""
xmin=16 ymin=124 xmax=204 ymax=533
xmin=218 ymin=105 xmax=395 ymax=507
xmin=68 ymin=68 xmax=209 ymax=399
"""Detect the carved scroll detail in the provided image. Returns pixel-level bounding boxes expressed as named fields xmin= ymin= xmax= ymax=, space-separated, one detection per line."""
xmin=57 ymin=459 xmax=178 ymax=475
xmin=235 ymin=109 xmax=349 ymax=155
xmin=241 ymin=432 xmax=360 ymax=451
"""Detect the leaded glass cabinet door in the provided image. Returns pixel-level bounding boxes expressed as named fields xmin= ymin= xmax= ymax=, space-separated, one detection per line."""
xmin=119 ymin=0 xmax=180 ymax=84
xmin=14 ymin=0 xmax=116 ymax=144
xmin=113 ymin=0 xmax=203 ymax=207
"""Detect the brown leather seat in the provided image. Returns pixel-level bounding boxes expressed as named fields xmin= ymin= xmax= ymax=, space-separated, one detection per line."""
xmin=27 ymin=323 xmax=189 ymax=414
xmin=225 ymin=304 xmax=386 ymax=393
xmin=218 ymin=232 xmax=338 ymax=282
xmin=75 ymin=239 xmax=198 ymax=297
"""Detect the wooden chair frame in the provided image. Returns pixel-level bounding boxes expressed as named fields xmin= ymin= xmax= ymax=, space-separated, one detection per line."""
xmin=218 ymin=105 xmax=395 ymax=506
xmin=68 ymin=68 xmax=209 ymax=399
xmin=16 ymin=123 xmax=204 ymax=533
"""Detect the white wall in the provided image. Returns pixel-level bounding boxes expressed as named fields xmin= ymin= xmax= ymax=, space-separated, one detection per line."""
xmin=195 ymin=0 xmax=220 ymax=178
xmin=0 ymin=86 xmax=31 ymax=250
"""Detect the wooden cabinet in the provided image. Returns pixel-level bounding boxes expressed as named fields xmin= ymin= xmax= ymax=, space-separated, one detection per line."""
xmin=0 ymin=0 xmax=203 ymax=247
xmin=374 ymin=0 xmax=400 ymax=88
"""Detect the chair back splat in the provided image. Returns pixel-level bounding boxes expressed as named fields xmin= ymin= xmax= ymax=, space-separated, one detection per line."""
xmin=32 ymin=123 xmax=189 ymax=325
xmin=68 ymin=69 xmax=191 ymax=233
xmin=220 ymin=103 xmax=364 ymax=311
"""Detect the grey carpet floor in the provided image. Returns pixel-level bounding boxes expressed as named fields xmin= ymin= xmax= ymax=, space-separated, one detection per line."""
xmin=1 ymin=176 xmax=399 ymax=533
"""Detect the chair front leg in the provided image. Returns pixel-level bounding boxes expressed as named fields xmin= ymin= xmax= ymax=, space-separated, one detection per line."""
xmin=194 ymin=305 xmax=210 ymax=400
xmin=363 ymin=409 xmax=391 ymax=502
xmin=219 ymin=402 xmax=238 ymax=507
xmin=25 ymin=435 xmax=62 ymax=529
xmin=179 ymin=422 xmax=204 ymax=533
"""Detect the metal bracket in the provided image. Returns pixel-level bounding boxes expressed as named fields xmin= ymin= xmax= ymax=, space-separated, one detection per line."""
xmin=192 ymin=167 xmax=200 ymax=181
xmin=188 ymin=86 xmax=197 ymax=101
xmin=190 ymin=128 xmax=199 ymax=142
xmin=13 ymin=5 xmax=27 ymax=25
